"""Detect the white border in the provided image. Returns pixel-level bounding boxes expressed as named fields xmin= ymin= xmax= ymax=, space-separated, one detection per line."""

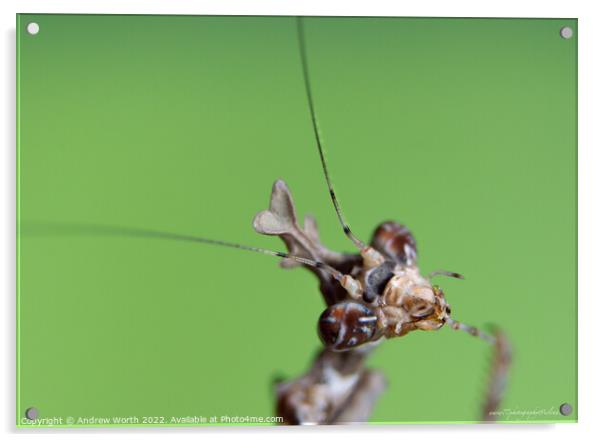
xmin=2 ymin=1 xmax=599 ymax=441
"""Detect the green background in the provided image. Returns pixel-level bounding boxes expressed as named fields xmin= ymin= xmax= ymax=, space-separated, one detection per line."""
xmin=17 ymin=15 xmax=577 ymax=425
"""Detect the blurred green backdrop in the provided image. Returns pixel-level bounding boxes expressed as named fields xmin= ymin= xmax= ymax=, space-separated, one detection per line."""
xmin=17 ymin=15 xmax=577 ymax=425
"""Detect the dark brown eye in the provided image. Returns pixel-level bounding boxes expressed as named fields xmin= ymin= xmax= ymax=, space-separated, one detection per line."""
xmin=318 ymin=302 xmax=377 ymax=351
xmin=370 ymin=221 xmax=417 ymax=265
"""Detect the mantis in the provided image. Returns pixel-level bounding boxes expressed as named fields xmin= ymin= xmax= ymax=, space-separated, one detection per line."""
xmin=22 ymin=16 xmax=511 ymax=425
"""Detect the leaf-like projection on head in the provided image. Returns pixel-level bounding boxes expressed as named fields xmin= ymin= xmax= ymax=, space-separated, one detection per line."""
xmin=252 ymin=179 xmax=362 ymax=305
xmin=253 ymin=179 xmax=298 ymax=235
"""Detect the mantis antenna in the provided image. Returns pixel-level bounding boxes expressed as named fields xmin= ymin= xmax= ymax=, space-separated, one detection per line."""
xmin=296 ymin=16 xmax=367 ymax=251
xmin=21 ymin=221 xmax=346 ymax=282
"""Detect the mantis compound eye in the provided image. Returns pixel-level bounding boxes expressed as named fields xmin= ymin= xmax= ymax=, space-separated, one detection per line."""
xmin=317 ymin=302 xmax=378 ymax=351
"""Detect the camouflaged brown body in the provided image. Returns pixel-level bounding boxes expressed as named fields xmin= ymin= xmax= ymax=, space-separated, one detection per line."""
xmin=254 ymin=180 xmax=508 ymax=424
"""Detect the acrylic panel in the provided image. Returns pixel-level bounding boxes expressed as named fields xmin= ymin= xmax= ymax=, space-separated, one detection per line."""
xmin=16 ymin=14 xmax=577 ymax=426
